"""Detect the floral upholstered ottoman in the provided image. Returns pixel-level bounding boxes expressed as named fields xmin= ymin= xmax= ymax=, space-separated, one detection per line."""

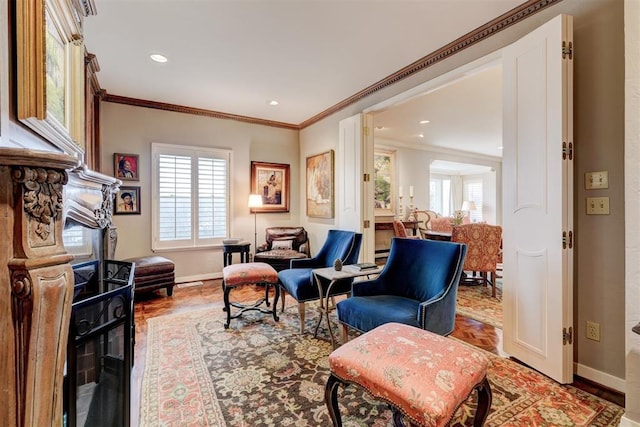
xmin=325 ymin=322 xmax=492 ymax=426
xmin=222 ymin=262 xmax=279 ymax=329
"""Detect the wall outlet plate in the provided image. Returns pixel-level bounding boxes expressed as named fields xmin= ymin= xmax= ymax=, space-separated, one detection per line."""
xmin=586 ymin=321 xmax=601 ymax=341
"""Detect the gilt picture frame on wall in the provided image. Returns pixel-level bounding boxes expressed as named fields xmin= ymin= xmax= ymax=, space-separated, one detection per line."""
xmin=374 ymin=149 xmax=396 ymax=216
xmin=250 ymin=161 xmax=290 ymax=213
xmin=114 ymin=186 xmax=141 ymax=215
xmin=306 ymin=150 xmax=334 ymax=218
xmin=16 ymin=0 xmax=86 ymax=158
xmin=114 ymin=153 xmax=140 ymax=181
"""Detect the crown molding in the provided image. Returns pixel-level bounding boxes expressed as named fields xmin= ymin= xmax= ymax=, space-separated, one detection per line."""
xmin=102 ymin=93 xmax=300 ymax=130
xmin=101 ymin=0 xmax=560 ymax=131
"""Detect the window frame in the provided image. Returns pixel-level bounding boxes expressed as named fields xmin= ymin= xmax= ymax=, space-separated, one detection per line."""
xmin=151 ymin=143 xmax=232 ymax=251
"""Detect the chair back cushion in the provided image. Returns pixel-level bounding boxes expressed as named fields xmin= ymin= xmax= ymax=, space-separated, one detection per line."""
xmin=315 ymin=229 xmax=362 ymax=266
xmin=381 ymin=238 xmax=467 ymax=302
xmin=392 ymin=220 xmax=408 ymax=237
xmin=264 ymin=227 xmax=309 ymax=255
xmin=451 ymin=223 xmax=502 ymax=273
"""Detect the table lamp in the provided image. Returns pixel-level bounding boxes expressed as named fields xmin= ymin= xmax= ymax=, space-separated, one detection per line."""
xmin=461 ymin=200 xmax=476 ymax=219
xmin=248 ymin=194 xmax=263 ymax=256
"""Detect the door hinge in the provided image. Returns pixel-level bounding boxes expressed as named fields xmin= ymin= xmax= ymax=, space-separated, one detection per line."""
xmin=363 ymin=173 xmax=370 ymax=182
xmin=363 ymin=219 xmax=371 ymax=229
xmin=562 ymin=41 xmax=573 ymax=59
xmin=562 ymin=142 xmax=573 ymax=160
xmin=562 ymin=231 xmax=573 ymax=249
xmin=563 ymin=326 xmax=573 ymax=345
xmin=363 ymin=126 xmax=370 ymax=136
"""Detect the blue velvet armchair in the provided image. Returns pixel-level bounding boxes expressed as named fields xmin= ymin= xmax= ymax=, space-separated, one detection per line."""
xmin=277 ymin=229 xmax=362 ymax=333
xmin=336 ymin=237 xmax=467 ymax=343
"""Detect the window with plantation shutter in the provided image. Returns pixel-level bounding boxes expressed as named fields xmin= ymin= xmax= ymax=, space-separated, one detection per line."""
xmin=152 ymin=143 xmax=231 ymax=250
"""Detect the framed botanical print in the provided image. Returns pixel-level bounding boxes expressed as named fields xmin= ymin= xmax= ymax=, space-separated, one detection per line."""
xmin=374 ymin=149 xmax=395 ymax=216
xmin=306 ymin=150 xmax=334 ymax=218
xmin=250 ymin=161 xmax=290 ymax=213
xmin=114 ymin=186 xmax=141 ymax=215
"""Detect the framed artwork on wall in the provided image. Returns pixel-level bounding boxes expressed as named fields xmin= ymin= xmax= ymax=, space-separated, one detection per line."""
xmin=16 ymin=0 xmax=86 ymax=158
xmin=114 ymin=186 xmax=141 ymax=215
xmin=374 ymin=149 xmax=396 ymax=216
xmin=114 ymin=153 xmax=140 ymax=181
xmin=306 ymin=150 xmax=334 ymax=218
xmin=250 ymin=161 xmax=290 ymax=213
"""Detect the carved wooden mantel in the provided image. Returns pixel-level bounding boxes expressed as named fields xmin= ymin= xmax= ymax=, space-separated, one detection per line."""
xmin=0 ymin=148 xmax=118 ymax=427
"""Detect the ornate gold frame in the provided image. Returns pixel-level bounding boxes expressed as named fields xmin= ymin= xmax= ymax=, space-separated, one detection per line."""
xmin=17 ymin=0 xmax=85 ymax=158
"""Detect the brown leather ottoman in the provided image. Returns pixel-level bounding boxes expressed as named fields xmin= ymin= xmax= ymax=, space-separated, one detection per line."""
xmin=124 ymin=256 xmax=175 ymax=296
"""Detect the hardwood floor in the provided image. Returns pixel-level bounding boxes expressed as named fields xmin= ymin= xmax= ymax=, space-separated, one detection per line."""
xmin=131 ymin=279 xmax=624 ymax=425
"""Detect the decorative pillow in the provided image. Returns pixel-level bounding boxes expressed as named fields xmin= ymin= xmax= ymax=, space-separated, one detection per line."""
xmin=272 ymin=240 xmax=293 ymax=250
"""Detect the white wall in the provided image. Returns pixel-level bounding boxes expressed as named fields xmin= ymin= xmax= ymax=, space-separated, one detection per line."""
xmin=99 ymin=103 xmax=299 ymax=280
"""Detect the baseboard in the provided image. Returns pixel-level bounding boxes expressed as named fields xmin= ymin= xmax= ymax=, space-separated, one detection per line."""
xmin=176 ymin=271 xmax=222 ymax=283
xmin=574 ymin=362 xmax=625 ymax=393
xmin=619 ymin=415 xmax=639 ymax=426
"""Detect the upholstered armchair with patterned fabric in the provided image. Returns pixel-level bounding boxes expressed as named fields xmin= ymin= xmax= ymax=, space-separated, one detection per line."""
xmin=392 ymin=219 xmax=420 ymax=239
xmin=277 ymin=229 xmax=363 ymax=333
xmin=254 ymin=227 xmax=310 ymax=271
xmin=451 ymin=223 xmax=502 ymax=297
xmin=336 ymin=237 xmax=467 ymax=342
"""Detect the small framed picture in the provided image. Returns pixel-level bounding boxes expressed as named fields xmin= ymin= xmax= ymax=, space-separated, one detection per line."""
xmin=114 ymin=186 xmax=141 ymax=215
xmin=114 ymin=153 xmax=139 ymax=181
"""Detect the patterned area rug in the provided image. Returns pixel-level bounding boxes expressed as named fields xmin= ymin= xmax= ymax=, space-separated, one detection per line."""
xmin=140 ymin=307 xmax=623 ymax=426
xmin=456 ymin=281 xmax=503 ymax=329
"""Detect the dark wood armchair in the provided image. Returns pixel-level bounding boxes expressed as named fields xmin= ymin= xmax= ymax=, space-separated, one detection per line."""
xmin=254 ymin=226 xmax=310 ymax=271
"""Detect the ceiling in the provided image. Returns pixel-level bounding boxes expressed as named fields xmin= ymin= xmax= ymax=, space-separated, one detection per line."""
xmin=82 ymin=0 xmax=521 ymax=156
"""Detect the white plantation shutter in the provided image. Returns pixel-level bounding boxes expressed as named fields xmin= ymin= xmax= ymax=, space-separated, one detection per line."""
xmin=153 ymin=144 xmax=230 ymax=250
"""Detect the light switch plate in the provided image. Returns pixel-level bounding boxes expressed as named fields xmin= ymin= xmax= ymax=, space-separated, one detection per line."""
xmin=586 ymin=197 xmax=610 ymax=215
xmin=585 ymin=171 xmax=609 ymax=189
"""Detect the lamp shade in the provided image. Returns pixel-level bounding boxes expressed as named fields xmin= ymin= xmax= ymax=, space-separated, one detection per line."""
xmin=461 ymin=200 xmax=476 ymax=211
xmin=248 ymin=194 xmax=263 ymax=208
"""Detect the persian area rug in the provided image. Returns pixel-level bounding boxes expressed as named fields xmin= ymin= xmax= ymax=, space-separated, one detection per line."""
xmin=140 ymin=307 xmax=623 ymax=427
xmin=456 ymin=281 xmax=503 ymax=329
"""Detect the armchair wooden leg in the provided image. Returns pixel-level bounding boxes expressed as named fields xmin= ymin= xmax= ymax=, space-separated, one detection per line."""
xmin=280 ymin=289 xmax=286 ymax=313
xmin=340 ymin=324 xmax=349 ymax=344
xmin=298 ymin=302 xmax=306 ymax=334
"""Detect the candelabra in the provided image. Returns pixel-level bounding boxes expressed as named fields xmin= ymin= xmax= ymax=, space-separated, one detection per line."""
xmin=407 ymin=196 xmax=415 ymax=221
xmin=398 ymin=195 xmax=404 ymax=219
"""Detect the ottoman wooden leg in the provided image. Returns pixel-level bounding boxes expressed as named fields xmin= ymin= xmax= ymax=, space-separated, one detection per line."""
xmin=473 ymin=377 xmax=492 ymax=427
xmin=324 ymin=374 xmax=344 ymax=427
xmin=272 ymin=284 xmax=280 ymax=322
xmin=223 ymin=282 xmax=232 ymax=329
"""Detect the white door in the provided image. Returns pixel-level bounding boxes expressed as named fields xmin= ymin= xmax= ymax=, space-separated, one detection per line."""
xmin=338 ymin=113 xmax=375 ymax=262
xmin=502 ymin=14 xmax=574 ymax=383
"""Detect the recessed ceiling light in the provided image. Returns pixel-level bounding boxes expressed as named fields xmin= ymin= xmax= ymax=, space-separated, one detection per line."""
xmin=419 ymin=120 xmax=430 ymax=124
xmin=268 ymin=100 xmax=279 ymax=106
xmin=375 ymin=126 xmax=385 ymax=130
xmin=150 ymin=54 xmax=168 ymax=63
xmin=418 ymin=133 xmax=424 ymax=138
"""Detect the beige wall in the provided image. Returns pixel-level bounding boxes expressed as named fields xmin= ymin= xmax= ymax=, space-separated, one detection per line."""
xmin=624 ymin=0 xmax=640 ymax=424
xmin=99 ymin=103 xmax=299 ymax=280
xmin=300 ymin=0 xmax=626 ymax=397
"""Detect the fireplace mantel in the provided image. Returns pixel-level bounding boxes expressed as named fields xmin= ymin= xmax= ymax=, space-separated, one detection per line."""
xmin=0 ymin=148 xmax=119 ymax=427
